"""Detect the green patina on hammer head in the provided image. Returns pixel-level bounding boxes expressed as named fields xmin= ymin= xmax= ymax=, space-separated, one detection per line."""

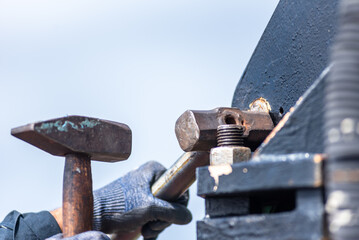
xmin=11 ymin=115 xmax=132 ymax=162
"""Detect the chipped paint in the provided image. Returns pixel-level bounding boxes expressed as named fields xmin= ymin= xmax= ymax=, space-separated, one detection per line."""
xmin=253 ymin=109 xmax=293 ymax=157
xmin=254 ymin=67 xmax=332 ymax=156
xmin=313 ymin=154 xmax=324 ymax=187
xmin=244 ymin=215 xmax=265 ymax=223
xmin=295 ymin=96 xmax=303 ymax=106
xmin=314 ymin=154 xmax=325 ymax=163
xmin=249 ymin=97 xmax=272 ymax=113
xmin=151 ymin=152 xmax=193 ymax=196
xmin=328 ymin=128 xmax=340 ymax=143
xmin=208 ymin=164 xmax=232 ymax=191
xmin=340 ymin=118 xmax=355 ymax=134
xmin=329 ymin=210 xmax=353 ymax=233
xmin=262 ymin=110 xmax=292 ymax=144
xmin=252 ymin=153 xmax=314 ymax=162
xmin=326 ymin=191 xmax=347 ymax=213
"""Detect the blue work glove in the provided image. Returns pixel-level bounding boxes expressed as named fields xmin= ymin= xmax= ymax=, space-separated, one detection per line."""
xmin=92 ymin=161 xmax=192 ymax=239
xmin=46 ymin=231 xmax=110 ymax=240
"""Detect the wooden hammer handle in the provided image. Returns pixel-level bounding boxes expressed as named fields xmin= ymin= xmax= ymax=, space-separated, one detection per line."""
xmin=63 ymin=153 xmax=93 ymax=237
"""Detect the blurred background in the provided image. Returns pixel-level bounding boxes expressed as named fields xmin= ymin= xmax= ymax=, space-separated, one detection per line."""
xmin=0 ymin=1 xmax=279 ymax=239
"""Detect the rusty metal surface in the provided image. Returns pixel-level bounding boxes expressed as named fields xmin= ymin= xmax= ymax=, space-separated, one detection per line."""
xmin=216 ymin=124 xmax=244 ymax=147
xmin=175 ymin=108 xmax=274 ymax=152
xmin=151 ymin=151 xmax=209 ymax=201
xmin=11 ymin=115 xmax=132 ymax=162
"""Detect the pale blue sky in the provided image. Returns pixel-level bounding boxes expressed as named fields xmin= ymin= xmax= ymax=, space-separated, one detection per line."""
xmin=0 ymin=1 xmax=279 ymax=239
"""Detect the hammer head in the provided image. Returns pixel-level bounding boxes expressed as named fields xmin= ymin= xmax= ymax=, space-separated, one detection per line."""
xmin=175 ymin=107 xmax=274 ymax=152
xmin=11 ymin=116 xmax=132 ymax=162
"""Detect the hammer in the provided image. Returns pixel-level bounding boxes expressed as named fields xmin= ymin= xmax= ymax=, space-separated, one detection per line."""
xmin=11 ymin=115 xmax=131 ymax=237
xmin=152 ymin=107 xmax=274 ymax=200
xmin=115 ymin=107 xmax=273 ymax=240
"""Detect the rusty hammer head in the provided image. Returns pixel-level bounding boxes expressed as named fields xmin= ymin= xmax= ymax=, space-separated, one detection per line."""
xmin=11 ymin=115 xmax=131 ymax=162
xmin=175 ymin=107 xmax=274 ymax=152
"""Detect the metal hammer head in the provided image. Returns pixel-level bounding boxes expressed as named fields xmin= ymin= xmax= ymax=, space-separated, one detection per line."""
xmin=175 ymin=107 xmax=274 ymax=152
xmin=11 ymin=116 xmax=132 ymax=162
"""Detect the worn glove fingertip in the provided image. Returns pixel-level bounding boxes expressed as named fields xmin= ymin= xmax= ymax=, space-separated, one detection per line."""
xmin=175 ymin=190 xmax=190 ymax=206
xmin=142 ymin=225 xmax=161 ymax=240
xmin=151 ymin=199 xmax=193 ymax=225
xmin=139 ymin=161 xmax=167 ymax=183
xmin=171 ymin=203 xmax=192 ymax=225
xmin=146 ymin=221 xmax=171 ymax=231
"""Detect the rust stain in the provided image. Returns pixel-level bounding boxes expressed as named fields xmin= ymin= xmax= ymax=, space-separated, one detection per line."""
xmin=332 ymin=169 xmax=359 ymax=183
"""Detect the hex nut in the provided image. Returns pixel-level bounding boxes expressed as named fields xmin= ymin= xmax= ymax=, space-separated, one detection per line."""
xmin=210 ymin=146 xmax=251 ymax=165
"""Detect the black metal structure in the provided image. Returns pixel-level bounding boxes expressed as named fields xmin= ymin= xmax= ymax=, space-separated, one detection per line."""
xmin=232 ymin=0 xmax=338 ymax=115
xmin=197 ymin=75 xmax=328 ymax=239
xmin=195 ymin=0 xmax=346 ymax=239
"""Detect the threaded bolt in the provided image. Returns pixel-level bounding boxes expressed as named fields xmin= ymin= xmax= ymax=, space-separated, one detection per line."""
xmin=216 ymin=124 xmax=245 ymax=147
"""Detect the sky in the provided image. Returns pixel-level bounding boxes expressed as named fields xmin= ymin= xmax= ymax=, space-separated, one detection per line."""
xmin=0 ymin=1 xmax=279 ymax=239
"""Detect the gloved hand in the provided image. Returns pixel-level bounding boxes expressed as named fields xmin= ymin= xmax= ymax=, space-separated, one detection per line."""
xmin=46 ymin=231 xmax=110 ymax=240
xmin=92 ymin=161 xmax=192 ymax=239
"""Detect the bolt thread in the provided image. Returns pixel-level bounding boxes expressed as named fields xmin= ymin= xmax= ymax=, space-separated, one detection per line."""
xmin=217 ymin=124 xmax=245 ymax=147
